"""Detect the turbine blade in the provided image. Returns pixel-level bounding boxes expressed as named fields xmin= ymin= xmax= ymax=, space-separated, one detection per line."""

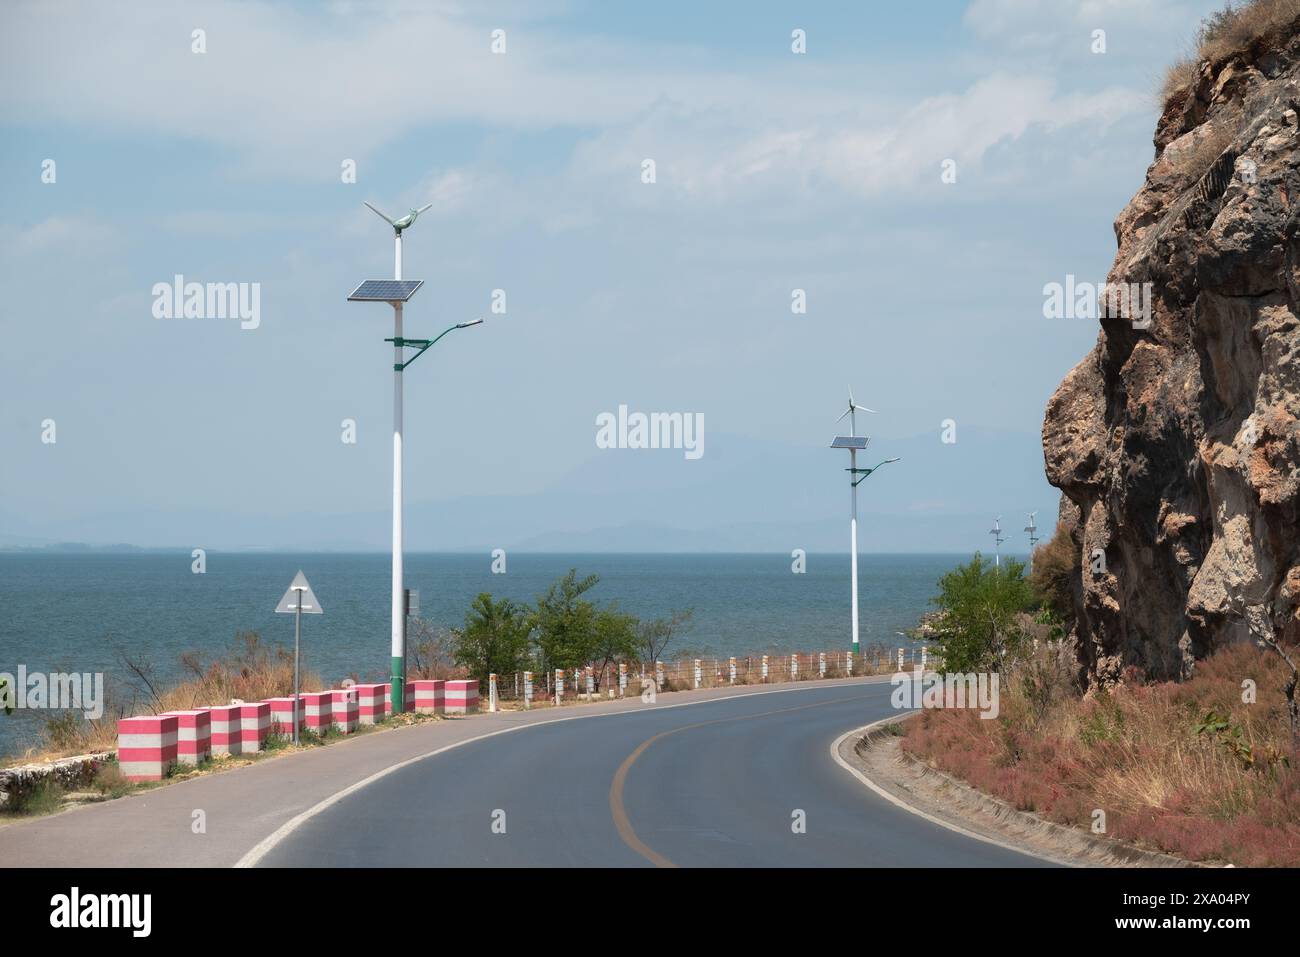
xmin=364 ymin=202 xmax=395 ymax=225
xmin=836 ymin=409 xmax=851 ymax=422
xmin=416 ymin=203 xmax=434 ymax=214
xmin=853 ymin=405 xmax=879 ymax=414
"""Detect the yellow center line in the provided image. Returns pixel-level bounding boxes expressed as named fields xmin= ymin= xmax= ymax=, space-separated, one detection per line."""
xmin=608 ymin=693 xmax=867 ymax=867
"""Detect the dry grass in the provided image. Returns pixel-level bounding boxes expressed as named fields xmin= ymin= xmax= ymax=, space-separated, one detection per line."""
xmin=901 ymin=640 xmax=1300 ymax=866
xmin=1162 ymin=0 xmax=1300 ymax=104
xmin=4 ymin=631 xmax=323 ymax=766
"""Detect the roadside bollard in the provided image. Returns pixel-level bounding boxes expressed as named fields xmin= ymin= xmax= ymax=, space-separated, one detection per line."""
xmin=445 ymin=680 xmax=480 ymax=714
xmin=819 ymin=652 xmax=826 ymax=677
xmin=762 ymin=655 xmax=769 ymax=682
xmin=489 ymin=673 xmax=498 ymax=712
xmin=655 ymin=661 xmax=665 ymax=690
xmin=897 ymin=648 xmax=904 ymax=672
xmin=555 ymin=669 xmax=564 ymax=706
xmin=846 ymin=651 xmax=854 ymax=676
xmin=729 ymin=656 xmax=737 ymax=685
xmin=921 ymin=647 xmax=928 ymax=670
xmin=117 ymin=714 xmax=179 ymax=782
xmin=694 ymin=658 xmax=702 ymax=689
xmin=586 ymin=666 xmax=594 ymax=699
xmin=619 ymin=662 xmax=627 ymax=697
xmin=161 ymin=710 xmax=210 ymax=767
xmin=523 ymin=671 xmax=533 ymax=709
xmin=791 ymin=653 xmax=798 ymax=680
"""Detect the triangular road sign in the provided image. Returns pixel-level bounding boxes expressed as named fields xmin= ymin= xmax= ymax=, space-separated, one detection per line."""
xmin=276 ymin=570 xmax=323 ymax=615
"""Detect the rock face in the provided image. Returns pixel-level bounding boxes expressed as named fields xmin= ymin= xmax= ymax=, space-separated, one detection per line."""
xmin=1044 ymin=23 xmax=1300 ymax=685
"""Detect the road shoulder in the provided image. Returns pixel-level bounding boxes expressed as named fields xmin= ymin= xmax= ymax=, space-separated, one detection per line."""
xmin=833 ymin=717 xmax=1204 ymax=868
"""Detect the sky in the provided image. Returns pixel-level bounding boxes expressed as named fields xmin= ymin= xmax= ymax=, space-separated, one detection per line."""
xmin=0 ymin=0 xmax=1228 ymax=551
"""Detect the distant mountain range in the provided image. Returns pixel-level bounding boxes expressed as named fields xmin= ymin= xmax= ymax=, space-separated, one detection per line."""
xmin=0 ymin=428 xmax=1056 ymax=554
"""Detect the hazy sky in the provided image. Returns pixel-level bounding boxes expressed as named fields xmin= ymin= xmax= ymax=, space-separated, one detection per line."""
xmin=0 ymin=0 xmax=1226 ymax=548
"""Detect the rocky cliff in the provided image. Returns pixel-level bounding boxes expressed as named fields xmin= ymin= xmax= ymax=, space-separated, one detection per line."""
xmin=1044 ymin=13 xmax=1300 ymax=685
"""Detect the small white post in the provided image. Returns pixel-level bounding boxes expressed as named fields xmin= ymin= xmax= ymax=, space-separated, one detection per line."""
xmin=655 ymin=660 xmax=665 ymax=690
xmin=921 ymin=646 xmax=928 ymax=670
xmin=618 ymin=662 xmax=627 ymax=697
xmin=846 ymin=650 xmax=854 ymax=676
xmin=728 ymin=656 xmax=736 ymax=685
xmin=693 ymin=659 xmax=702 ymax=689
xmin=896 ymin=648 xmax=904 ymax=672
xmin=761 ymin=655 xmax=769 ymax=681
xmin=819 ymin=652 xmax=826 ymax=678
xmin=523 ymin=671 xmax=533 ymax=710
xmin=555 ymin=668 xmax=564 ymax=706
xmin=489 ymin=673 xmax=498 ymax=712
xmin=791 ymin=653 xmax=798 ymax=680
xmin=586 ymin=666 xmax=594 ymax=699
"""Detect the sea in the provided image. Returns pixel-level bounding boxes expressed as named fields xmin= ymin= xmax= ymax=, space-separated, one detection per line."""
xmin=0 ymin=551 xmax=992 ymax=759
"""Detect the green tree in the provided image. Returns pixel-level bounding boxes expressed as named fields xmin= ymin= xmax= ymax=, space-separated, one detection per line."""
xmin=635 ymin=608 xmax=693 ymax=667
xmin=927 ymin=553 xmax=1037 ymax=672
xmin=590 ymin=605 xmax=639 ymax=688
xmin=533 ymin=569 xmax=602 ymax=672
xmin=451 ymin=594 xmax=534 ymax=685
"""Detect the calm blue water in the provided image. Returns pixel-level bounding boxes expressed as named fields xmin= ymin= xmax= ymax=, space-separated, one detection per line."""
xmin=0 ymin=552 xmax=970 ymax=758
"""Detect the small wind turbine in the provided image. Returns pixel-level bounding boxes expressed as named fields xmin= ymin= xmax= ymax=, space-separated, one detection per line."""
xmin=836 ymin=386 xmax=878 ymax=438
xmin=1025 ymin=511 xmax=1040 ymax=549
xmin=830 ymin=387 xmax=898 ymax=653
xmin=989 ymin=516 xmax=1006 ymax=569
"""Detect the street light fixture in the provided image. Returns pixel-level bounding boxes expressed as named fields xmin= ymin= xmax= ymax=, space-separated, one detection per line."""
xmin=348 ymin=201 xmax=483 ymax=713
xmin=989 ymin=516 xmax=1006 ymax=569
xmin=830 ymin=387 xmax=900 ymax=654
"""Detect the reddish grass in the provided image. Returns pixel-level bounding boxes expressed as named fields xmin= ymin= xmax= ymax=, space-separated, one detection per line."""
xmin=901 ymin=641 xmax=1300 ymax=866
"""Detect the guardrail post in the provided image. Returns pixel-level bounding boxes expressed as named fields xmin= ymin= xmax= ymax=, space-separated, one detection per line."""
xmin=655 ymin=660 xmax=665 ymax=690
xmin=846 ymin=650 xmax=854 ymax=676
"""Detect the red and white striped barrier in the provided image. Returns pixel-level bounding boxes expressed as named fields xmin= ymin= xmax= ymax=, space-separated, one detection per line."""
xmin=267 ymin=697 xmax=304 ymax=737
xmin=384 ymin=682 xmax=416 ymax=714
xmin=445 ymin=679 xmax=479 ymax=715
xmin=209 ymin=705 xmax=241 ymax=756
xmin=332 ymin=689 xmax=358 ymax=733
xmin=117 ymin=715 xmax=179 ymax=781
xmin=301 ymin=691 xmax=333 ymax=735
xmin=162 ymin=709 xmax=211 ymax=765
xmin=353 ymin=683 xmax=387 ymax=725
xmin=239 ymin=702 xmax=270 ymax=753
xmin=410 ymin=679 xmax=445 ymax=715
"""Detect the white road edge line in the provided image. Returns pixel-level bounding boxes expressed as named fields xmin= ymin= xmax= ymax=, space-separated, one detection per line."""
xmin=236 ymin=677 xmax=890 ymax=868
xmin=829 ymin=716 xmax=1066 ymax=867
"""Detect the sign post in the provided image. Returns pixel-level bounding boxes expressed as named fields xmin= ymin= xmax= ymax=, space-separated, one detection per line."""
xmin=275 ymin=570 xmax=323 ymax=745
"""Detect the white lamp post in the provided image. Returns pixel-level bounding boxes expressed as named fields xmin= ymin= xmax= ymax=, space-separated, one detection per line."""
xmin=830 ymin=388 xmax=899 ymax=653
xmin=349 ymin=201 xmax=482 ymax=711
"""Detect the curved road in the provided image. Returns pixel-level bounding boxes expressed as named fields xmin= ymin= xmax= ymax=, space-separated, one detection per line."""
xmin=258 ymin=680 xmax=1047 ymax=867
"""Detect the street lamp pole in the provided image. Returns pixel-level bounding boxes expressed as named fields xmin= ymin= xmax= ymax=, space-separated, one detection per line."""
xmin=350 ymin=201 xmax=482 ymax=713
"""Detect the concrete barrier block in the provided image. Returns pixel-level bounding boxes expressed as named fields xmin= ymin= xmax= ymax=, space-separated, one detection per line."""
xmin=332 ymin=689 xmax=358 ymax=733
xmin=117 ymin=715 xmax=179 ymax=781
xmin=162 ymin=709 xmax=211 ymax=765
xmin=301 ymin=691 xmax=333 ymax=735
xmin=410 ymin=679 xmax=445 ymax=715
xmin=208 ymin=705 xmax=241 ymax=756
xmin=266 ymin=697 xmax=305 ymax=737
xmin=445 ymin=679 xmax=479 ymax=715
xmin=239 ymin=702 xmax=271 ymax=753
xmin=354 ymin=683 xmax=387 ymax=725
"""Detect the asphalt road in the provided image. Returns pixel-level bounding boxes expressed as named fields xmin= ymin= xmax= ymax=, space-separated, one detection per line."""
xmin=0 ymin=677 xmax=1049 ymax=867
xmin=258 ymin=679 xmax=1045 ymax=867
